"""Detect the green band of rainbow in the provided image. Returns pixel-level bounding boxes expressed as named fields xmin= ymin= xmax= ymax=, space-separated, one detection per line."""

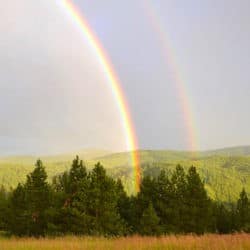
xmin=58 ymin=0 xmax=141 ymax=192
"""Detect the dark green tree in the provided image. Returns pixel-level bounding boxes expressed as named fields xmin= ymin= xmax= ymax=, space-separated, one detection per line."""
xmin=170 ymin=165 xmax=188 ymax=233
xmin=87 ymin=162 xmax=125 ymax=235
xmin=237 ymin=188 xmax=250 ymax=232
xmin=68 ymin=156 xmax=87 ymax=194
xmin=139 ymin=202 xmax=161 ymax=236
xmin=116 ymin=179 xmax=131 ymax=233
xmin=134 ymin=175 xmax=156 ymax=232
xmin=214 ymin=203 xmax=232 ymax=233
xmin=7 ymin=183 xmax=28 ymax=235
xmin=25 ymin=159 xmax=50 ymax=236
xmin=0 ymin=185 xmax=8 ymax=231
xmin=185 ymin=166 xmax=211 ymax=234
xmin=54 ymin=156 xmax=89 ymax=234
xmin=154 ymin=170 xmax=173 ymax=233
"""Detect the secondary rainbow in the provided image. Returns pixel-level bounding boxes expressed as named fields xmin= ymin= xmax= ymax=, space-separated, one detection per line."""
xmin=58 ymin=0 xmax=141 ymax=191
xmin=144 ymin=1 xmax=199 ymax=152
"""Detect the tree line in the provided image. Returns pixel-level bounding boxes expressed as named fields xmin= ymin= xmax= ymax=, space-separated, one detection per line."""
xmin=0 ymin=156 xmax=249 ymax=236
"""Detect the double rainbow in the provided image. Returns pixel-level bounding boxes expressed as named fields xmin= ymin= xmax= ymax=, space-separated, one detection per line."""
xmin=59 ymin=0 xmax=141 ymax=192
xmin=57 ymin=0 xmax=199 ymax=192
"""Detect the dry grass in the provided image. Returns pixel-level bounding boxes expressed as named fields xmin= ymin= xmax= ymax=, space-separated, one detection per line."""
xmin=0 ymin=234 xmax=249 ymax=250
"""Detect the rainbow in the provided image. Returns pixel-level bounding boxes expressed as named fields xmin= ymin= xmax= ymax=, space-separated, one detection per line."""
xmin=58 ymin=0 xmax=141 ymax=192
xmin=143 ymin=1 xmax=199 ymax=152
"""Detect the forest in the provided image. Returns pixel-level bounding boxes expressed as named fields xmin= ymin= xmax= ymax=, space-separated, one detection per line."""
xmin=0 ymin=156 xmax=249 ymax=237
xmin=1 ymin=148 xmax=250 ymax=202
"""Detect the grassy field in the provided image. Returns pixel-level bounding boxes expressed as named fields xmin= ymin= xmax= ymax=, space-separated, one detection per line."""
xmin=0 ymin=234 xmax=249 ymax=250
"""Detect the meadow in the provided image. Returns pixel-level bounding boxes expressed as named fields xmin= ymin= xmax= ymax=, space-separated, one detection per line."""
xmin=0 ymin=234 xmax=249 ymax=250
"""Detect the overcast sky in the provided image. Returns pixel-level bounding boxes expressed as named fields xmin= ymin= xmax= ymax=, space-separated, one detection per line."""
xmin=0 ymin=0 xmax=250 ymax=155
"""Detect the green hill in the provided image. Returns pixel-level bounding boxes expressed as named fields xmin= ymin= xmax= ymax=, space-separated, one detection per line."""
xmin=0 ymin=147 xmax=250 ymax=202
xmin=201 ymin=145 xmax=250 ymax=156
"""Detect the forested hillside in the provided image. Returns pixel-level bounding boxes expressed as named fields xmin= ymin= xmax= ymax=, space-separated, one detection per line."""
xmin=0 ymin=157 xmax=249 ymax=236
xmin=0 ymin=147 xmax=249 ymax=201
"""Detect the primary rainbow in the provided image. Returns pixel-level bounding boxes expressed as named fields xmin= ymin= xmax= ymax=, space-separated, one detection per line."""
xmin=58 ymin=0 xmax=141 ymax=191
xmin=144 ymin=0 xmax=199 ymax=152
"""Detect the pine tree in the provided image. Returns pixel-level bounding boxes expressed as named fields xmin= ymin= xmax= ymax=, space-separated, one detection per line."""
xmin=25 ymin=159 xmax=50 ymax=236
xmin=170 ymin=165 xmax=188 ymax=233
xmin=7 ymin=183 xmax=28 ymax=235
xmin=0 ymin=185 xmax=7 ymax=231
xmin=237 ymin=188 xmax=250 ymax=232
xmin=60 ymin=156 xmax=89 ymax=234
xmin=214 ymin=203 xmax=232 ymax=233
xmin=68 ymin=156 xmax=87 ymax=194
xmin=139 ymin=202 xmax=161 ymax=236
xmin=154 ymin=170 xmax=173 ymax=233
xmin=116 ymin=179 xmax=131 ymax=233
xmin=185 ymin=166 xmax=211 ymax=234
xmin=87 ymin=162 xmax=125 ymax=235
xmin=135 ymin=175 xmax=157 ymax=232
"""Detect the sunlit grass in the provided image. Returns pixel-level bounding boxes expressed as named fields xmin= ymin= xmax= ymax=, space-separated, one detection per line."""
xmin=0 ymin=234 xmax=249 ymax=250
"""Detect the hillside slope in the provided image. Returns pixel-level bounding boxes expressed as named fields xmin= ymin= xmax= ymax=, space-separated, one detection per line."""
xmin=0 ymin=147 xmax=249 ymax=201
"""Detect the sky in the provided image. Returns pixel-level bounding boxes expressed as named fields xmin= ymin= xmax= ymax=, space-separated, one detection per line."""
xmin=0 ymin=0 xmax=250 ymax=155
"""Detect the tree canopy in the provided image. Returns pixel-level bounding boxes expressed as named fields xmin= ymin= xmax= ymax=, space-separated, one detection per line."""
xmin=0 ymin=157 xmax=249 ymax=236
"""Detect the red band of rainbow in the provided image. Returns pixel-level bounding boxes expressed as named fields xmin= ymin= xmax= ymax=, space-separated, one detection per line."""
xmin=59 ymin=0 xmax=141 ymax=192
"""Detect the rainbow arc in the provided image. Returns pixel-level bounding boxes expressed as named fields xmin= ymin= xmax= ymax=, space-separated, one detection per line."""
xmin=57 ymin=0 xmax=199 ymax=192
xmin=59 ymin=0 xmax=141 ymax=192
xmin=144 ymin=0 xmax=199 ymax=152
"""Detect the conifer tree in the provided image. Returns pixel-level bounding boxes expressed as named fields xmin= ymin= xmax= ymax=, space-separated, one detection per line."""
xmin=87 ymin=162 xmax=125 ymax=235
xmin=116 ymin=179 xmax=131 ymax=232
xmin=154 ymin=170 xmax=173 ymax=233
xmin=170 ymin=165 xmax=188 ymax=233
xmin=60 ymin=156 xmax=89 ymax=234
xmin=7 ymin=183 xmax=28 ymax=235
xmin=135 ymin=175 xmax=156 ymax=232
xmin=25 ymin=159 xmax=50 ymax=236
xmin=68 ymin=155 xmax=87 ymax=194
xmin=237 ymin=188 xmax=250 ymax=232
xmin=139 ymin=202 xmax=161 ymax=236
xmin=185 ymin=166 xmax=211 ymax=234
xmin=214 ymin=203 xmax=232 ymax=233
xmin=0 ymin=185 xmax=7 ymax=231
